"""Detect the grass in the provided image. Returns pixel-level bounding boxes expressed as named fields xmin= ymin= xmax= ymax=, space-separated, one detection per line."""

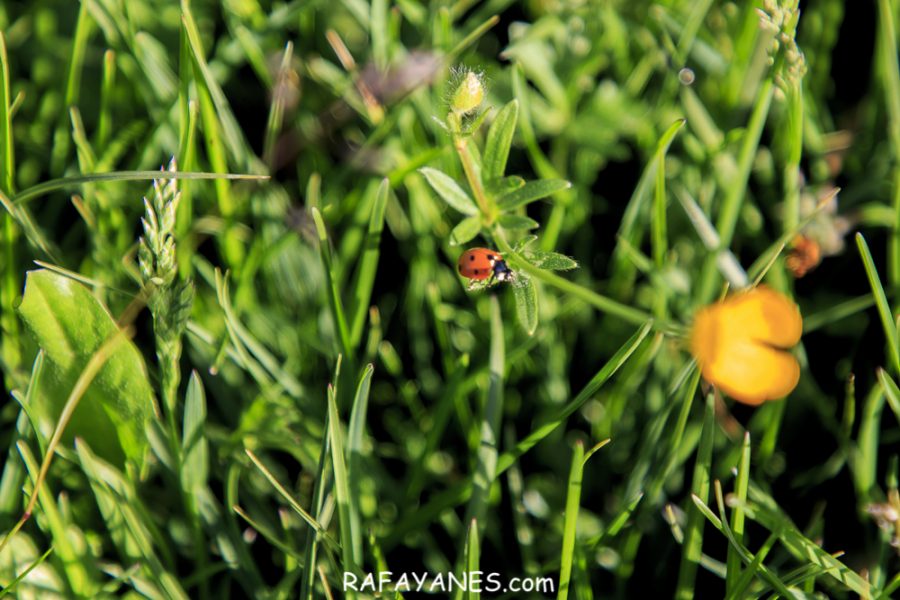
xmin=1 ymin=0 xmax=900 ymax=598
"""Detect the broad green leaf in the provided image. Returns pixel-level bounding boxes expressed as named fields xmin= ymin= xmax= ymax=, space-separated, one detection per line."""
xmin=483 ymin=100 xmax=519 ymax=180
xmin=497 ymin=179 xmax=571 ymax=211
xmin=526 ymin=251 xmax=578 ymax=271
xmin=419 ymin=167 xmax=479 ymax=215
xmin=498 ymin=214 xmax=539 ymax=230
xmin=512 ymin=276 xmax=538 ymax=335
xmin=17 ymin=270 xmax=157 ymax=466
xmin=450 ymin=215 xmax=482 ymax=245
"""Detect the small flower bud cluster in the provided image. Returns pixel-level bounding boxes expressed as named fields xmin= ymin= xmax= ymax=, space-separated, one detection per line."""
xmin=137 ymin=158 xmax=194 ymax=411
xmin=139 ymin=158 xmax=181 ymax=288
xmin=758 ymin=0 xmax=806 ymax=89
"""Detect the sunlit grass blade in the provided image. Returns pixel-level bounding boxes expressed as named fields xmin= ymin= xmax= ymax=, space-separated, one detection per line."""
xmin=690 ymin=490 xmax=796 ymax=598
xmin=675 ymin=391 xmax=715 ymax=600
xmin=180 ymin=5 xmax=260 ymax=172
xmin=15 ymin=442 xmax=95 ymax=596
xmin=739 ymin=483 xmax=877 ymax=596
xmin=725 ymin=432 xmax=751 ymax=594
xmin=465 ymin=519 xmax=480 ymax=600
xmin=855 ymin=385 xmax=885 ymax=501
xmin=877 ymin=367 xmax=900 ymax=425
xmin=244 ymin=448 xmax=341 ymax=556
xmin=12 ymin=170 xmax=267 ymax=205
xmin=263 ymin=41 xmax=294 ymax=166
xmin=652 ymin=119 xmax=685 ymax=268
xmin=327 ymin=379 xmax=359 ymax=586
xmin=0 ymin=32 xmax=13 ymax=195
xmin=857 ymin=232 xmax=900 ymax=374
xmin=610 ymin=117 xmax=683 ymax=291
xmin=347 ymin=364 xmax=374 ymax=569
xmin=557 ymin=439 xmax=584 ymax=600
xmin=313 ymin=207 xmax=353 ymax=358
xmin=0 ymin=545 xmax=54 ymax=599
xmin=349 ymin=180 xmax=389 ymax=348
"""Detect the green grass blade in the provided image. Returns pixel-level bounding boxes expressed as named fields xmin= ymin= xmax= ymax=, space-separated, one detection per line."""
xmin=0 ymin=545 xmax=54 ymax=599
xmin=465 ymin=519 xmax=480 ymax=600
xmin=652 ymin=120 xmax=685 ymax=268
xmin=12 ymin=171 xmax=266 ymax=205
xmin=725 ymin=432 xmax=751 ymax=594
xmin=181 ymin=371 xmax=208 ymax=493
xmin=0 ymin=31 xmax=13 ymax=195
xmin=263 ymin=42 xmax=294 ymax=166
xmin=327 ymin=380 xmax=359 ymax=584
xmin=857 ymin=232 xmax=900 ymax=374
xmin=180 ymin=6 xmax=259 ymax=172
xmin=675 ymin=391 xmax=715 ymax=600
xmin=347 ymin=364 xmax=374 ymax=567
xmin=349 ymin=180 xmax=389 ymax=348
xmin=313 ymin=207 xmax=353 ymax=358
xmin=557 ymin=439 xmax=584 ymax=600
xmin=877 ymin=367 xmax=900 ymax=425
xmin=697 ymin=77 xmax=775 ymax=301
xmin=244 ymin=448 xmax=341 ymax=555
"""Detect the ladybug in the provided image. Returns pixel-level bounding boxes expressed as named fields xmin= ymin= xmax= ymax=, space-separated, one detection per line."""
xmin=458 ymin=248 xmax=513 ymax=284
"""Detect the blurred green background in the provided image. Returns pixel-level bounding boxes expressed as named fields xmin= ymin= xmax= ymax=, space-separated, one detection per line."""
xmin=1 ymin=0 xmax=900 ymax=598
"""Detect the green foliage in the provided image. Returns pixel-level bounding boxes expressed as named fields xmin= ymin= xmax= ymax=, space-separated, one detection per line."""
xmin=1 ymin=0 xmax=899 ymax=598
xmin=16 ymin=270 xmax=156 ymax=466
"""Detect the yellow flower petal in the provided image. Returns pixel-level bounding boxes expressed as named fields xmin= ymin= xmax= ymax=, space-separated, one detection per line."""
xmin=701 ymin=338 xmax=800 ymax=405
xmin=690 ymin=286 xmax=803 ymax=405
xmin=723 ymin=286 xmax=802 ymax=349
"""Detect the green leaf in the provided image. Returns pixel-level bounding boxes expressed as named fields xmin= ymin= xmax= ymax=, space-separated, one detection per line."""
xmin=450 ymin=215 xmax=483 ymax=245
xmin=497 ymin=178 xmax=571 ymax=211
xmin=17 ymin=270 xmax=157 ymax=466
xmin=525 ymin=250 xmax=578 ymax=271
xmin=483 ymin=99 xmax=519 ymax=180
xmin=512 ymin=276 xmax=538 ymax=335
xmin=419 ymin=167 xmax=479 ymax=215
xmin=484 ymin=175 xmax=524 ymax=198
xmin=182 ymin=371 xmax=208 ymax=493
xmin=498 ymin=214 xmax=539 ymax=230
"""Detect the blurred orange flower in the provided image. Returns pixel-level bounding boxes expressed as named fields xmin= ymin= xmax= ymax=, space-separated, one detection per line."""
xmin=690 ymin=286 xmax=802 ymax=405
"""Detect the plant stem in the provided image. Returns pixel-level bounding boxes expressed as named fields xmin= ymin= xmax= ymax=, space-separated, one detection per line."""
xmin=448 ymin=112 xmax=492 ymax=220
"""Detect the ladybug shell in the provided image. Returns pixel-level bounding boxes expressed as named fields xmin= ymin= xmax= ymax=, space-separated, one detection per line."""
xmin=458 ymin=248 xmax=503 ymax=281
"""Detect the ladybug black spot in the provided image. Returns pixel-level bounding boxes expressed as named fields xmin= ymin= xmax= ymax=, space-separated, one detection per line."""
xmin=473 ymin=268 xmax=481 ymax=274
xmin=469 ymin=255 xmax=475 ymax=261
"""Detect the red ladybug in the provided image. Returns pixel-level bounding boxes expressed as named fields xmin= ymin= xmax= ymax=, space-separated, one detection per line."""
xmin=458 ymin=248 xmax=513 ymax=283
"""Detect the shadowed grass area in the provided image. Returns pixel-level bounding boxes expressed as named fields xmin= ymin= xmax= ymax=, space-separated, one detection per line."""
xmin=1 ymin=0 xmax=899 ymax=598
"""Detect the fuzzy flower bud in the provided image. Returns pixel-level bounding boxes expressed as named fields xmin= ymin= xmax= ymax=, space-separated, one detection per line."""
xmin=450 ymin=71 xmax=485 ymax=115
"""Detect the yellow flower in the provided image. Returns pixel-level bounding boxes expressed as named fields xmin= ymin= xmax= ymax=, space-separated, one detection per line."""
xmin=690 ymin=286 xmax=802 ymax=405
